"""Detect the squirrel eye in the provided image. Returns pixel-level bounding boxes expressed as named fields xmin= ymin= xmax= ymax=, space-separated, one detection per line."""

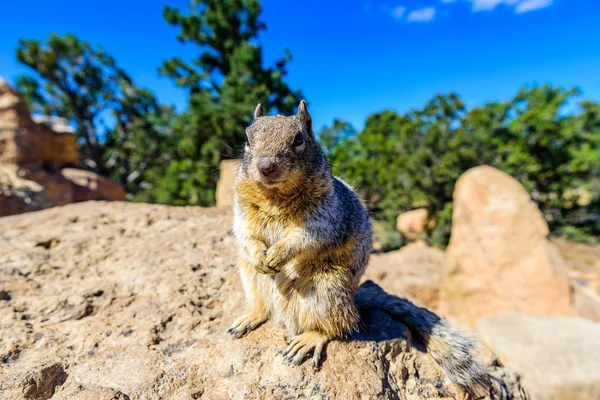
xmin=293 ymin=132 xmax=304 ymax=148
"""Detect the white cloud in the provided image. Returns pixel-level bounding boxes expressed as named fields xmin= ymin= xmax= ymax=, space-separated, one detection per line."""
xmin=515 ymin=0 xmax=553 ymax=13
xmin=407 ymin=7 xmax=437 ymax=22
xmin=470 ymin=0 xmax=520 ymax=11
xmin=392 ymin=6 xmax=406 ymax=18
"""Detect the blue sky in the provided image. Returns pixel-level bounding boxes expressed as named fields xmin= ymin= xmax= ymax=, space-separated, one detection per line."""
xmin=0 ymin=0 xmax=599 ymax=130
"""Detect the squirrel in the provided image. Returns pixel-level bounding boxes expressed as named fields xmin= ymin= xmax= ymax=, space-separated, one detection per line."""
xmin=227 ymin=100 xmax=491 ymax=395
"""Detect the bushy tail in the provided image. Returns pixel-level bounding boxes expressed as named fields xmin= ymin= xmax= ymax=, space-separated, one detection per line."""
xmin=356 ymin=281 xmax=492 ymax=397
xmin=424 ymin=319 xmax=491 ymax=396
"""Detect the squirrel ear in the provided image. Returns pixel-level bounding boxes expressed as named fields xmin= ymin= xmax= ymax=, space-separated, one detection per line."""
xmin=296 ymin=100 xmax=312 ymax=129
xmin=254 ymin=103 xmax=264 ymax=119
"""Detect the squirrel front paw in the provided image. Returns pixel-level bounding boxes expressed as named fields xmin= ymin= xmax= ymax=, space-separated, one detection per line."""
xmin=249 ymin=244 xmax=279 ymax=275
xmin=266 ymin=241 xmax=292 ymax=272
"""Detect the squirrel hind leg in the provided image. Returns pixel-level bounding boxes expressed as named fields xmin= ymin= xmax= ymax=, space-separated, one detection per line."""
xmin=283 ymin=331 xmax=328 ymax=368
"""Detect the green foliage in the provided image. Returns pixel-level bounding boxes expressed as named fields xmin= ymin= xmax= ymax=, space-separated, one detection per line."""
xmin=13 ymin=7 xmax=599 ymax=248
xmin=372 ymin=221 xmax=406 ymax=253
xmin=15 ymin=34 xmax=173 ymax=197
xmin=157 ymin=0 xmax=302 ymax=205
xmin=324 ymin=86 xmax=600 ymax=248
xmin=557 ymin=226 xmax=599 ymax=245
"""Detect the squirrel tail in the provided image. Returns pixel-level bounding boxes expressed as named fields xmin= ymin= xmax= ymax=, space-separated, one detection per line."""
xmin=423 ymin=318 xmax=491 ymax=396
xmin=358 ymin=281 xmax=492 ymax=397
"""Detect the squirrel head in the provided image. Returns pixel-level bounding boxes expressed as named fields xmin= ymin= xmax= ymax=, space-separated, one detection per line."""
xmin=242 ymin=100 xmax=327 ymax=190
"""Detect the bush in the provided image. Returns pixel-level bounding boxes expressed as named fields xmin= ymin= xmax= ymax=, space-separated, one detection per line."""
xmin=322 ymin=86 xmax=600 ymax=248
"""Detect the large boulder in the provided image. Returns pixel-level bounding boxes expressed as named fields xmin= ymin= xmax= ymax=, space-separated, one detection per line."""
xmin=477 ymin=311 xmax=600 ymax=400
xmin=216 ymin=159 xmax=241 ymax=207
xmin=0 ymin=202 xmax=527 ymax=399
xmin=440 ymin=166 xmax=572 ymax=327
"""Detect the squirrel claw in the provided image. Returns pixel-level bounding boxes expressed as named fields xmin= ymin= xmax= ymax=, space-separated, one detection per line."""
xmin=284 ymin=332 xmax=327 ymax=367
xmin=228 ymin=312 xmax=267 ymax=338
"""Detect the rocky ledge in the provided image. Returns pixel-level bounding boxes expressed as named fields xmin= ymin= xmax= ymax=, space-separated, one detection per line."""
xmin=0 ymin=202 xmax=527 ymax=399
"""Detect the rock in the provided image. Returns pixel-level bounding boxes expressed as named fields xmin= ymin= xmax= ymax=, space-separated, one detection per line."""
xmin=0 ymin=79 xmax=78 ymax=169
xmin=0 ymin=77 xmax=125 ymax=217
xmin=215 ymin=159 xmax=241 ymax=207
xmin=34 ymin=118 xmax=79 ymax=168
xmin=0 ymin=290 xmax=11 ymax=301
xmin=365 ymin=241 xmax=445 ymax=310
xmin=0 ymin=165 xmax=53 ymax=216
xmin=477 ymin=311 xmax=600 ymax=400
xmin=0 ymin=78 xmax=41 ymax=170
xmin=32 ymin=169 xmax=75 ymax=206
xmin=396 ymin=208 xmax=435 ymax=240
xmin=572 ymin=281 xmax=600 ymax=322
xmin=61 ymin=168 xmax=126 ymax=202
xmin=0 ymin=202 xmax=527 ymax=399
xmin=440 ymin=166 xmax=572 ymax=328
xmin=0 ymin=363 xmax=68 ymax=400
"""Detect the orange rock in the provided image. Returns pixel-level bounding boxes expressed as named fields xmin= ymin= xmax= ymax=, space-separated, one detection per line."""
xmin=0 ymin=165 xmax=53 ymax=216
xmin=61 ymin=168 xmax=126 ymax=202
xmin=216 ymin=159 xmax=241 ymax=207
xmin=440 ymin=166 xmax=572 ymax=328
xmin=34 ymin=116 xmax=79 ymax=167
xmin=0 ymin=78 xmax=41 ymax=170
xmin=36 ymin=171 xmax=75 ymax=206
xmin=396 ymin=208 xmax=436 ymax=240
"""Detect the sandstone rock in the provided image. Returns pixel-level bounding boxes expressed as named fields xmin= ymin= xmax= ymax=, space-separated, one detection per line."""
xmin=34 ymin=117 xmax=79 ymax=168
xmin=572 ymin=281 xmax=600 ymax=322
xmin=0 ymin=78 xmax=38 ymax=133
xmin=396 ymin=208 xmax=436 ymax=240
xmin=0 ymin=165 xmax=53 ymax=216
xmin=0 ymin=77 xmax=124 ymax=218
xmin=1 ymin=79 xmax=78 ymax=169
xmin=32 ymin=169 xmax=75 ymax=206
xmin=477 ymin=311 xmax=600 ymax=400
xmin=365 ymin=241 xmax=445 ymax=310
xmin=440 ymin=166 xmax=572 ymax=328
xmin=0 ymin=78 xmax=41 ymax=170
xmin=216 ymin=159 xmax=241 ymax=207
xmin=61 ymin=168 xmax=126 ymax=202
xmin=0 ymin=362 xmax=68 ymax=400
xmin=0 ymin=202 xmax=527 ymax=399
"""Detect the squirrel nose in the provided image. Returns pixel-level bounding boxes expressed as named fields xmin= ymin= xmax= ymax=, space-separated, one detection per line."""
xmin=257 ymin=157 xmax=278 ymax=177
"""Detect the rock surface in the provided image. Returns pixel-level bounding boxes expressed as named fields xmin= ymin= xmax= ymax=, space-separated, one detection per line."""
xmin=0 ymin=202 xmax=527 ymax=399
xmin=440 ymin=166 xmax=572 ymax=328
xmin=215 ymin=159 xmax=241 ymax=207
xmin=572 ymin=281 xmax=600 ymax=322
xmin=477 ymin=311 xmax=600 ymax=400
